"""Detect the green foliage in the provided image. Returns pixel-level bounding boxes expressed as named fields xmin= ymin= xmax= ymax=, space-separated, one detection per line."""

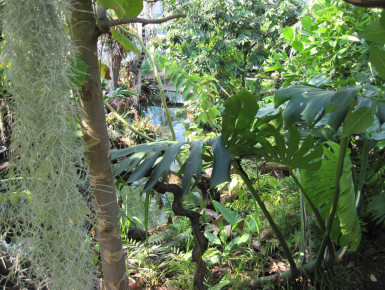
xmin=301 ymin=142 xmax=361 ymax=250
xmin=266 ymin=0 xmax=378 ymax=88
xmin=366 ymin=194 xmax=385 ymax=225
xmin=161 ymin=0 xmax=304 ymax=93
xmin=97 ymin=0 xmax=143 ymax=19
xmin=111 ymin=29 xmax=141 ymax=55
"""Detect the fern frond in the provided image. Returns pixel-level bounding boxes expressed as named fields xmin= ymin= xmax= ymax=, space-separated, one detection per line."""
xmin=367 ymin=194 xmax=385 ymax=225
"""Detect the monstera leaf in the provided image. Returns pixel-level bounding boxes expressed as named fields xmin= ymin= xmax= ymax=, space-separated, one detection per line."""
xmin=255 ymin=125 xmax=323 ymax=171
xmin=301 ymin=142 xmax=361 ymax=251
xmin=275 ymin=85 xmax=359 ymax=130
xmin=222 ymin=90 xmax=259 ymax=156
xmin=111 ymin=138 xmax=231 ymax=194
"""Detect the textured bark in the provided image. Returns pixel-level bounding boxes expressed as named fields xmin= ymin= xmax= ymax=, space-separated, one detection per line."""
xmin=108 ymin=43 xmax=125 ymax=92
xmin=69 ymin=1 xmax=128 ymax=289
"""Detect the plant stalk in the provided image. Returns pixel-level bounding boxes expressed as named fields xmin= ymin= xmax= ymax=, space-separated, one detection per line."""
xmin=233 ymin=161 xmax=297 ymax=274
xmin=120 ymin=27 xmax=177 ymax=141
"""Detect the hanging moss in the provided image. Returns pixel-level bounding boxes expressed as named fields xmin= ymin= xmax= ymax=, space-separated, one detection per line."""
xmin=1 ymin=0 xmax=96 ymax=288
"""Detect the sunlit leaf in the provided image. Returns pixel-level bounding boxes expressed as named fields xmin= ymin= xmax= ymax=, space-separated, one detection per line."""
xmin=292 ymin=40 xmax=304 ymax=52
xmin=97 ymin=0 xmax=143 ymax=19
xmin=111 ymin=29 xmax=141 ymax=55
xmin=301 ymin=16 xmax=313 ymax=31
xmin=283 ymin=27 xmax=294 ymax=41
xmin=212 ymin=200 xmax=241 ymax=226
xmin=99 ymin=60 xmax=111 ymax=80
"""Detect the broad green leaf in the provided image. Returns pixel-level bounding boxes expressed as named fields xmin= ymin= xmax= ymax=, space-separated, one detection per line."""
xmin=224 ymin=233 xmax=249 ymax=253
xmin=98 ymin=0 xmax=143 ymax=19
xmin=68 ymin=55 xmax=88 ymax=88
xmin=292 ymin=40 xmax=304 ymax=52
xmin=361 ymin=20 xmax=385 ymax=44
xmin=222 ymin=91 xmax=259 ymax=155
xmin=175 ymin=76 xmax=188 ymax=93
xmin=111 ymin=29 xmax=141 ymax=55
xmin=182 ymin=83 xmax=194 ymax=99
xmin=337 ymin=155 xmax=361 ymax=251
xmin=301 ymin=142 xmax=361 ymax=250
xmin=205 ymin=232 xmax=222 ymax=245
xmin=283 ymin=27 xmax=294 ymax=41
xmin=209 ymin=137 xmax=231 ymax=187
xmin=301 ymin=16 xmax=313 ymax=31
xmin=369 ymin=46 xmax=385 ymax=79
xmin=182 ymin=140 xmax=204 ymax=195
xmin=127 ymin=147 xmax=163 ymax=183
xmin=342 ymin=107 xmax=374 ymax=137
xmin=327 ymin=87 xmax=359 ymax=132
xmin=256 ymin=125 xmax=322 ymax=170
xmin=275 ymin=85 xmax=335 ymax=128
xmin=212 ymin=200 xmax=242 ymax=226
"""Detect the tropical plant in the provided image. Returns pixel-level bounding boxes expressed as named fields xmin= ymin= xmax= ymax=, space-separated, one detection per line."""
xmin=112 ymin=79 xmax=380 ymax=284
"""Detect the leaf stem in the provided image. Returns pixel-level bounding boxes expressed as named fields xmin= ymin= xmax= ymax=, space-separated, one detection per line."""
xmin=233 ymin=161 xmax=297 ymax=274
xmin=120 ymin=27 xmax=177 ymax=141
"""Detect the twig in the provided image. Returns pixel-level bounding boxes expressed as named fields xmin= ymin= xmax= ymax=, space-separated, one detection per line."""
xmin=108 ymin=14 xmax=186 ymax=28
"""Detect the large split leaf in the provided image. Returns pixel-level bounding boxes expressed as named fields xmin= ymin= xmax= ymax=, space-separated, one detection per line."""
xmin=181 ymin=140 xmax=204 ymax=195
xmin=301 ymin=142 xmax=361 ymax=250
xmin=275 ymin=85 xmax=359 ymax=131
xmin=255 ymin=125 xmax=323 ymax=171
xmin=222 ymin=90 xmax=259 ymax=155
xmin=112 ymin=137 xmax=231 ymax=194
xmin=111 ymin=141 xmax=181 ymax=190
xmin=209 ymin=137 xmax=232 ymax=188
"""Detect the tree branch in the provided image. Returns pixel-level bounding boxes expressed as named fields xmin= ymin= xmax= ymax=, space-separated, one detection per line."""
xmin=108 ymin=13 xmax=186 ymax=28
xmin=343 ymin=0 xmax=385 ymax=8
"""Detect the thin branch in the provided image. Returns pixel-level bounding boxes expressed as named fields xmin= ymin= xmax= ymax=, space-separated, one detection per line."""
xmin=108 ymin=13 xmax=186 ymax=28
xmin=343 ymin=0 xmax=385 ymax=8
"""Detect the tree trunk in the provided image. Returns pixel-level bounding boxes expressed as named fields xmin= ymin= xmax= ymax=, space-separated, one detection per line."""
xmin=108 ymin=43 xmax=125 ymax=92
xmin=69 ymin=1 xmax=128 ymax=289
